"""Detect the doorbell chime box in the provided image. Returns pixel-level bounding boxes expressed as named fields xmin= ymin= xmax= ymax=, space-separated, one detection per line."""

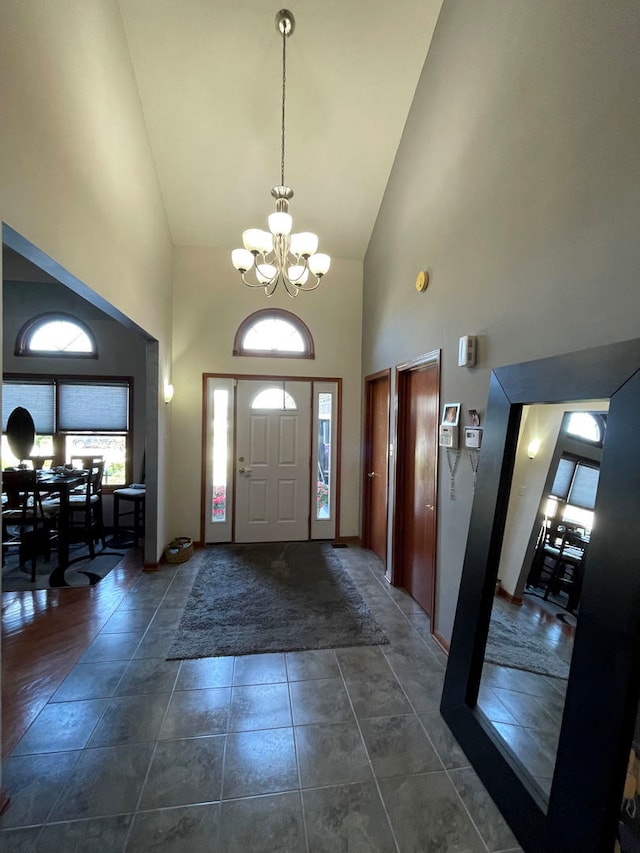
xmin=464 ymin=426 xmax=483 ymax=449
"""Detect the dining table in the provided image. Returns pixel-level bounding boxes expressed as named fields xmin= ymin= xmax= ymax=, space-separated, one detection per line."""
xmin=36 ymin=469 xmax=88 ymax=586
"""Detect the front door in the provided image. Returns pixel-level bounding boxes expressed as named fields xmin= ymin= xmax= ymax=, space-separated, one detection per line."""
xmin=235 ymin=379 xmax=311 ymax=542
xmin=393 ymin=352 xmax=440 ymax=619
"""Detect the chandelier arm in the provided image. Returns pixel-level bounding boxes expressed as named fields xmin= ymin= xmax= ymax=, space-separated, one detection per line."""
xmin=282 ymin=276 xmax=300 ymax=298
xmin=240 ymin=271 xmax=270 ymax=288
xmin=294 ymin=274 xmax=322 ymax=292
xmin=264 ymin=277 xmax=279 ymax=297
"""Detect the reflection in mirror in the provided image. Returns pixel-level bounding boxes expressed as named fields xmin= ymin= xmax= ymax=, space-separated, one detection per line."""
xmin=477 ymin=400 xmax=608 ymax=807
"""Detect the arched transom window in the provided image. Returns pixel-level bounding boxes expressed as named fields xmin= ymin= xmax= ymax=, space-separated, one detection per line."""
xmin=16 ymin=313 xmax=97 ymax=358
xmin=233 ymin=309 xmax=314 ymax=359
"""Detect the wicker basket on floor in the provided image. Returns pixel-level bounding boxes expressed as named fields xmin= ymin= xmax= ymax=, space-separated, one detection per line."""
xmin=164 ymin=536 xmax=193 ymax=564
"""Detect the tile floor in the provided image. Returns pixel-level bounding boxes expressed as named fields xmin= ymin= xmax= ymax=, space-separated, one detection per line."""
xmin=478 ymin=595 xmax=572 ymax=802
xmin=1 ymin=546 xmax=523 ymax=852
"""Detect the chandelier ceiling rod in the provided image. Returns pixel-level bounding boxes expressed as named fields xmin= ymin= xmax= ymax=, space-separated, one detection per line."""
xmin=231 ymin=9 xmax=331 ymax=298
xmin=279 ymin=9 xmax=288 ymax=189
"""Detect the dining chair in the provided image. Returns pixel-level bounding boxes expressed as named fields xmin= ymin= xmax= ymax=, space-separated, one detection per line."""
xmin=67 ymin=461 xmax=107 ymax=557
xmin=543 ymin=527 xmax=589 ymax=613
xmin=112 ymin=485 xmax=146 ymax=546
xmin=27 ymin=455 xmax=56 ymax=471
xmin=2 ymin=469 xmax=59 ymax=581
xmin=69 ymin=454 xmax=104 ymax=470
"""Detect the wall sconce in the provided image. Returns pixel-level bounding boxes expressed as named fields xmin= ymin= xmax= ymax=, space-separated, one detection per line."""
xmin=163 ymin=383 xmax=174 ymax=404
xmin=527 ymin=438 xmax=541 ymax=459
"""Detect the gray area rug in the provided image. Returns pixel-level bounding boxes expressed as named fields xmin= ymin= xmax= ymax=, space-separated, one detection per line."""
xmin=485 ymin=603 xmax=571 ymax=679
xmin=1 ymin=544 xmax=126 ymax=591
xmin=167 ymin=541 xmax=389 ymax=660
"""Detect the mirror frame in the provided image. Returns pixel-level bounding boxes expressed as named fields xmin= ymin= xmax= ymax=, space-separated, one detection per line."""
xmin=441 ymin=338 xmax=640 ymax=853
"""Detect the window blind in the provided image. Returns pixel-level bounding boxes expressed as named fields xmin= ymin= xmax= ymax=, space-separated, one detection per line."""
xmin=568 ymin=463 xmax=600 ymax=510
xmin=58 ymin=383 xmax=129 ymax=431
xmin=550 ymin=458 xmax=574 ymax=500
xmin=2 ymin=382 xmax=55 ymax=433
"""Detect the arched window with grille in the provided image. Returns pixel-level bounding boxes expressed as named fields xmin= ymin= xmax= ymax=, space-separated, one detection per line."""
xmin=15 ymin=312 xmax=97 ymax=358
xmin=233 ymin=309 xmax=314 ymax=359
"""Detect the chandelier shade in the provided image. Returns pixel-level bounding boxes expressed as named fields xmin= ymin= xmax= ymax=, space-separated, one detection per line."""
xmin=231 ymin=10 xmax=331 ymax=298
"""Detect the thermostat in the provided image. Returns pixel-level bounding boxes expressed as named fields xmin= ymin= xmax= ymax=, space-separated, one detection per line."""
xmin=458 ymin=335 xmax=477 ymax=367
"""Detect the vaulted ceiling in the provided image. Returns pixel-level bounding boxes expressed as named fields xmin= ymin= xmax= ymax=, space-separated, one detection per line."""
xmin=118 ymin=0 xmax=443 ymax=261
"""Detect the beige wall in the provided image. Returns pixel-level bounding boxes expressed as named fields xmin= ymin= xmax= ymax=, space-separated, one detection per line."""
xmin=362 ymin=1 xmax=640 ymax=641
xmin=169 ymin=246 xmax=364 ymax=543
xmin=0 ymin=0 xmax=174 ymax=559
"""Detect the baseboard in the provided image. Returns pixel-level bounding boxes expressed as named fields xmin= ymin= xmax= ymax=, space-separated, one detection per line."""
xmin=142 ymin=561 xmax=160 ymax=572
xmin=433 ymin=629 xmax=450 ymax=655
xmin=497 ymin=586 xmax=523 ymax=606
xmin=0 ymin=789 xmax=10 ymax=815
xmin=334 ymin=536 xmax=361 ymax=547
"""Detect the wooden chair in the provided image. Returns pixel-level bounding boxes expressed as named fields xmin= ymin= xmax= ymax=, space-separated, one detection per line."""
xmin=69 ymin=454 xmax=104 ymax=470
xmin=27 ymin=455 xmax=56 ymax=472
xmin=2 ymin=469 xmax=59 ymax=581
xmin=543 ymin=528 xmax=589 ymax=613
xmin=67 ymin=461 xmax=106 ymax=557
xmin=44 ymin=462 xmax=107 ymax=559
xmin=113 ymin=485 xmax=146 ymax=546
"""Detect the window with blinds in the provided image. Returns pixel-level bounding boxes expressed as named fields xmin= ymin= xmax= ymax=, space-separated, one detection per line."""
xmin=550 ymin=455 xmax=600 ymax=511
xmin=1 ymin=378 xmax=131 ymax=486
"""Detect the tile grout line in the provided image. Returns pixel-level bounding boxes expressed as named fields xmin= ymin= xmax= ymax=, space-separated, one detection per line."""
xmin=334 ymin=651 xmax=402 ymax=853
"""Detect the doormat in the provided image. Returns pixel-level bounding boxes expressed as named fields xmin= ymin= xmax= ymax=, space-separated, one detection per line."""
xmin=2 ymin=543 xmax=127 ymax=591
xmin=167 ymin=541 xmax=389 ymax=660
xmin=485 ymin=602 xmax=571 ymax=679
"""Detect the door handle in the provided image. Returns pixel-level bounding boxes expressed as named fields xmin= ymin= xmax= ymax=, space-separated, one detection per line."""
xmin=425 ymin=504 xmax=434 ymax=511
xmin=238 ymin=467 xmax=252 ymax=475
xmin=367 ymin=471 xmax=376 ymax=478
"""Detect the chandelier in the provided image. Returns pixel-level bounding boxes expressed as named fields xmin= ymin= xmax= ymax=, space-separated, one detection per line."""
xmin=231 ymin=9 xmax=331 ymax=298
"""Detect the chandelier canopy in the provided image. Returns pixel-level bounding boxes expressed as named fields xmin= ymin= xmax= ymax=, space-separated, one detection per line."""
xmin=231 ymin=9 xmax=331 ymax=298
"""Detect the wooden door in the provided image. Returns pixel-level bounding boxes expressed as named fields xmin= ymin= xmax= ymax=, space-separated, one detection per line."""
xmin=393 ymin=352 xmax=440 ymax=618
xmin=362 ymin=370 xmax=390 ymax=565
xmin=235 ymin=379 xmax=311 ymax=542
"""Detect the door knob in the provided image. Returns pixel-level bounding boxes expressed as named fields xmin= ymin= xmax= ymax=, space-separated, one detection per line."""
xmin=239 ymin=467 xmax=252 ymax=475
xmin=367 ymin=471 xmax=376 ymax=478
xmin=426 ymin=504 xmax=434 ymax=510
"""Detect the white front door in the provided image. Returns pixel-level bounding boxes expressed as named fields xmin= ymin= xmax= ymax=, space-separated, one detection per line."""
xmin=234 ymin=379 xmax=311 ymax=542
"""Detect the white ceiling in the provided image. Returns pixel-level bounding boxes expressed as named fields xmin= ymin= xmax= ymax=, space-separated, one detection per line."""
xmin=118 ymin=0 xmax=443 ymax=261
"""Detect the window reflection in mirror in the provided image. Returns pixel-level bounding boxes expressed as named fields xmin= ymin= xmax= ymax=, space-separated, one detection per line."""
xmin=476 ymin=401 xmax=608 ymax=808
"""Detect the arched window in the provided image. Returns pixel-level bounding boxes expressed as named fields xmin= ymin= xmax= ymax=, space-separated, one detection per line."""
xmin=252 ymin=388 xmax=297 ymax=410
xmin=233 ymin=309 xmax=314 ymax=359
xmin=16 ymin=313 xmax=97 ymax=358
xmin=566 ymin=411 xmax=606 ymax=445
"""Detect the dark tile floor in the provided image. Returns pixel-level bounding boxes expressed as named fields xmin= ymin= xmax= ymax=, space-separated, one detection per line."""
xmin=1 ymin=546 xmax=523 ymax=852
xmin=478 ymin=596 xmax=572 ymax=802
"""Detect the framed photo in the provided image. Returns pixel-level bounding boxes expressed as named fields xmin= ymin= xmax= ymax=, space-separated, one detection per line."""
xmin=468 ymin=409 xmax=480 ymax=427
xmin=442 ymin=403 xmax=460 ymax=426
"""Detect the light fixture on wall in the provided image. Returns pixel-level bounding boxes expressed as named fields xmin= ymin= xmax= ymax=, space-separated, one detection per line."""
xmin=231 ymin=9 xmax=331 ymax=298
xmin=163 ymin=383 xmax=174 ymax=404
xmin=527 ymin=437 xmax=541 ymax=458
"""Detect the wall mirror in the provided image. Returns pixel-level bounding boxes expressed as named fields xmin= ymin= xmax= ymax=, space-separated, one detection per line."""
xmin=478 ymin=400 xmax=608 ymax=808
xmin=441 ymin=339 xmax=640 ymax=853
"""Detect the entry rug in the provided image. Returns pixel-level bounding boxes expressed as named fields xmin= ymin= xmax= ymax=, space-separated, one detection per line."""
xmin=2 ymin=543 xmax=127 ymax=590
xmin=485 ymin=602 xmax=571 ymax=679
xmin=167 ymin=541 xmax=389 ymax=660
